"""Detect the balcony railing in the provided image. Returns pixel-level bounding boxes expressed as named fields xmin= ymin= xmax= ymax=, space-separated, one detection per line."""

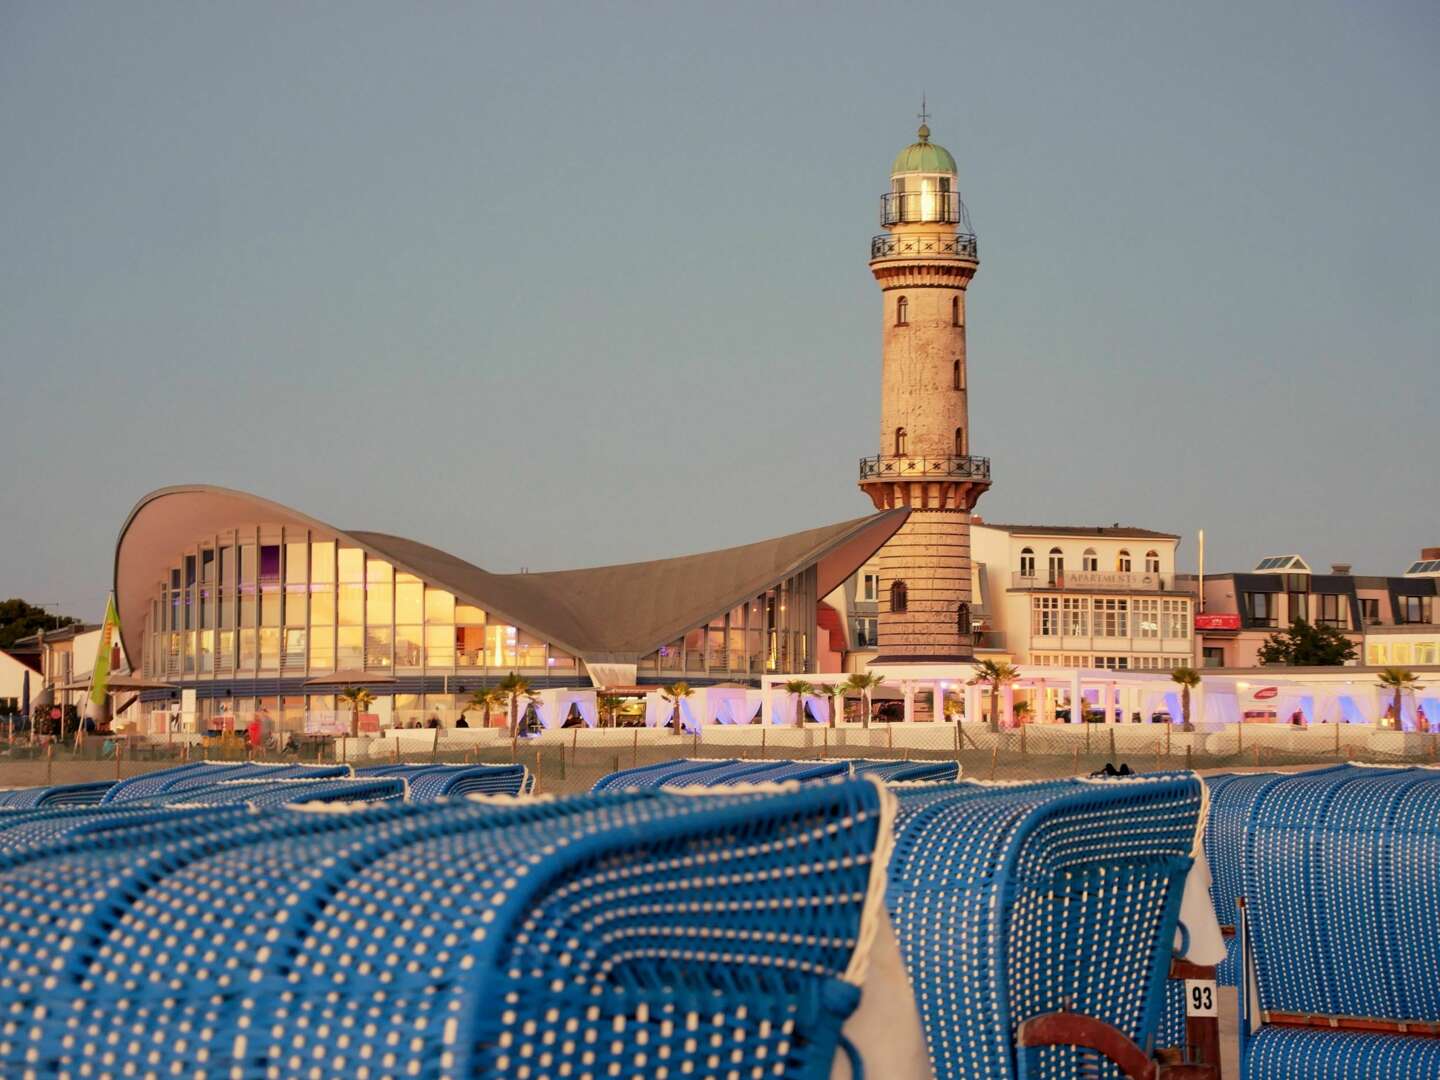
xmin=871 ymin=232 xmax=978 ymax=261
xmin=880 ymin=190 xmax=973 ymax=229
xmin=859 ymin=455 xmax=991 ymax=482
xmin=1011 ymin=571 xmax=1194 ymax=593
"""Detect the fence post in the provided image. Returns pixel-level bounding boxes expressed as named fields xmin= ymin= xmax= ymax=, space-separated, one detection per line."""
xmin=1165 ymin=723 xmax=1172 ymax=758
xmin=1186 ymin=745 xmax=1193 ymax=772
xmin=887 ymin=724 xmax=893 ymax=752
xmin=1108 ymin=725 xmax=1116 ymax=760
xmin=432 ymin=727 xmax=440 ymax=763
xmin=953 ymin=721 xmax=960 ymax=759
xmin=989 ymin=743 xmax=998 ymax=781
xmin=1085 ymin=721 xmax=1091 ymax=755
xmin=1334 ymin=721 xmax=1341 ymax=757
xmin=761 ymin=726 xmax=767 ymax=760
xmin=46 ymin=742 xmax=53 ymax=786
xmin=1155 ymin=738 xmax=1162 ymax=773
xmin=692 ymin=731 xmax=699 ymax=757
xmin=823 ymin=725 xmax=829 ymax=759
xmin=1019 ymin=723 xmax=1026 ymax=757
xmin=115 ymin=738 xmax=123 ymax=781
xmin=1072 ymin=747 xmax=1080 ymax=776
xmin=632 ymin=729 xmax=639 ymax=769
xmin=1237 ymin=721 xmax=1243 ymax=757
xmin=394 ymin=736 xmax=400 ymax=764
xmin=572 ymin=726 xmax=579 ymax=766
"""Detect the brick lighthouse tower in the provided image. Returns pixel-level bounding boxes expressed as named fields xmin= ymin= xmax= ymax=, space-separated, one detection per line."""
xmin=859 ymin=120 xmax=991 ymax=663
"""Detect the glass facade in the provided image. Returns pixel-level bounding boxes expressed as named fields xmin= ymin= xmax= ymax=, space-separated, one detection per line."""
xmin=142 ymin=526 xmax=577 ymax=681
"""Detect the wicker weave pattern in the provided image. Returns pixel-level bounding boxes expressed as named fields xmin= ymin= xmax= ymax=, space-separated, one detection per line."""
xmin=592 ymin=757 xmax=960 ymax=792
xmin=0 ymin=779 xmax=892 ymax=1078
xmin=358 ymin=762 xmax=534 ymax=799
xmin=885 ymin=775 xmax=1203 ymax=1080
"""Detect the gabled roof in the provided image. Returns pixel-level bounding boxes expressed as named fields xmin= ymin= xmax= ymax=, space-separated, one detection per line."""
xmin=983 ymin=523 xmax=1179 ymax=541
xmin=115 ymin=486 xmax=908 ymax=665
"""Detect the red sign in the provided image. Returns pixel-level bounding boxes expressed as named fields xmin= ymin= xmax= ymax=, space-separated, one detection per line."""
xmin=1252 ymin=687 xmax=1279 ymax=700
xmin=1195 ymin=613 xmax=1241 ymax=631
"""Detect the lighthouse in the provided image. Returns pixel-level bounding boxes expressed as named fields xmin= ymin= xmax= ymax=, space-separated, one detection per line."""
xmin=858 ymin=121 xmax=991 ymax=663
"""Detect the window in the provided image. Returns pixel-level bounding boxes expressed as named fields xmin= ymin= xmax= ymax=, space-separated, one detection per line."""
xmin=1031 ymin=596 xmax=1060 ymax=637
xmin=1392 ymin=643 xmax=1413 ymax=665
xmin=1117 ymin=550 xmax=1132 ymax=573
xmin=1134 ymin=599 xmax=1160 ymax=639
xmin=1082 ymin=548 xmax=1098 ymax=572
xmin=953 ymin=359 xmax=963 ymax=391
xmin=1094 ymin=655 xmax=1129 ymax=671
xmin=951 ymin=296 xmax=960 ymax=326
xmin=1202 ymin=646 xmax=1225 ymax=667
xmin=1063 ymin=597 xmax=1088 ymax=636
xmin=954 ymin=427 xmax=965 ymax=455
xmin=1316 ymin=593 xmax=1345 ymax=628
xmin=1398 ymin=595 xmax=1434 ymax=624
xmin=894 ymin=427 xmax=908 ymax=455
xmin=1360 ymin=598 xmax=1381 ymax=625
xmin=861 ymin=573 xmax=879 ymax=601
xmin=896 ymin=295 xmax=908 ymax=325
xmin=1047 ymin=547 xmax=1064 ymax=585
xmin=1145 ymin=550 xmax=1160 ymax=573
xmin=1417 ymin=642 xmax=1438 ymax=665
xmin=956 ymin=602 xmax=971 ymax=635
xmin=1093 ymin=598 xmax=1129 ymax=637
xmin=1288 ymin=590 xmax=1307 ymax=624
xmin=1366 ymin=643 xmax=1387 ymax=666
xmin=1162 ymin=599 xmax=1190 ymax=639
xmin=890 ymin=580 xmax=908 ymax=613
xmin=855 ymin=617 xmax=879 ymax=648
xmin=1245 ymin=592 xmax=1277 ymax=627
xmin=1019 ymin=548 xmax=1036 ymax=578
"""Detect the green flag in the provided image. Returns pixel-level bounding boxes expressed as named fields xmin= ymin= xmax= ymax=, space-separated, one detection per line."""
xmin=89 ymin=594 xmax=121 ymax=709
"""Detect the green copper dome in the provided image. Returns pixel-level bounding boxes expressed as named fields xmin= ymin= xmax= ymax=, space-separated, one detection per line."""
xmin=891 ymin=124 xmax=957 ymax=175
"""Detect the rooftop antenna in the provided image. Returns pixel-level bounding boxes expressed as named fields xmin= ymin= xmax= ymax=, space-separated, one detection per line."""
xmin=918 ymin=94 xmax=931 ymax=134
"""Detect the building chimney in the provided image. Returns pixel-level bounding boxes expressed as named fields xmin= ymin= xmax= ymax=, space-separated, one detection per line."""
xmin=1421 ymin=547 xmax=1440 ymax=561
xmin=1330 ymin=563 xmax=1352 ymax=576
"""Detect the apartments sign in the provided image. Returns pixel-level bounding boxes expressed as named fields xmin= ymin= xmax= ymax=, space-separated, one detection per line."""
xmin=1064 ymin=571 xmax=1162 ymax=591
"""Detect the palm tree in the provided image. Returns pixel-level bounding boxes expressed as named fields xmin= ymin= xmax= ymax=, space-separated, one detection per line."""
xmin=466 ymin=686 xmax=506 ymax=729
xmin=783 ymin=679 xmax=814 ymax=726
xmin=1012 ymin=699 xmax=1032 ymax=724
xmin=1378 ymin=667 xmax=1420 ymax=730
xmin=827 ymin=682 xmax=848 ymax=728
xmin=972 ymin=660 xmax=1019 ymax=731
xmin=598 ymin=693 xmax=624 ymax=728
xmin=337 ymin=686 xmax=375 ymax=738
xmin=845 ymin=672 xmax=885 ymax=730
xmin=1171 ymin=666 xmax=1202 ymax=731
xmin=661 ymin=681 xmax=693 ymax=735
xmin=497 ymin=672 xmax=534 ymax=738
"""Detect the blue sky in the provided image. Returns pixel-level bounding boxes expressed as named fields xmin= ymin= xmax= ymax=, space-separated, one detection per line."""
xmin=2 ymin=2 xmax=1437 ymax=617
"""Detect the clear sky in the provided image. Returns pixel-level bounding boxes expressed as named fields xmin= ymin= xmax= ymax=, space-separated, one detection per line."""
xmin=2 ymin=2 xmax=1437 ymax=619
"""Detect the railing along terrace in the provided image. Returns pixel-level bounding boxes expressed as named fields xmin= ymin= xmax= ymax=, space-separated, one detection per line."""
xmin=879 ymin=189 xmax=972 ymax=228
xmin=858 ymin=454 xmax=991 ymax=482
xmin=1010 ymin=570 xmax=1194 ymax=593
xmin=870 ymin=232 xmax=978 ymax=260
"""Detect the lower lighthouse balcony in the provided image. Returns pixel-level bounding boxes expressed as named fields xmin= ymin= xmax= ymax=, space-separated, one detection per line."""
xmin=859 ymin=454 xmax=991 ymax=482
xmin=858 ymin=454 xmax=992 ymax=511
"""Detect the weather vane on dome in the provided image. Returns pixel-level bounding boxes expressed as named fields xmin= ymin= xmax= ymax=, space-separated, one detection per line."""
xmin=918 ymin=94 xmax=930 ymax=127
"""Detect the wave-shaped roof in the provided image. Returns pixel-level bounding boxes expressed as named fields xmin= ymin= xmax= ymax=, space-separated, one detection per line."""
xmin=114 ymin=486 xmax=908 ymax=665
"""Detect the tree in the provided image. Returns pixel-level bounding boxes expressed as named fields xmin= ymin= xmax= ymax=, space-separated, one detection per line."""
xmin=661 ymin=681 xmax=693 ymax=735
xmin=598 ymin=693 xmax=624 ymax=728
xmin=1012 ymin=699 xmax=1032 ymax=724
xmin=497 ymin=672 xmax=534 ymax=738
xmin=0 ymin=599 xmax=79 ymax=649
xmin=1377 ymin=667 xmax=1420 ymax=731
xmin=1171 ymin=666 xmax=1202 ymax=731
xmin=972 ymin=660 xmax=1020 ymax=731
xmin=845 ymin=672 xmax=884 ymax=730
xmin=337 ymin=686 xmax=374 ymax=737
xmin=827 ymin=682 xmax=848 ymax=728
xmin=783 ymin=679 xmax=814 ymax=726
xmin=466 ymin=687 xmax=506 ymax=729
xmin=1256 ymin=619 xmax=1357 ymax=667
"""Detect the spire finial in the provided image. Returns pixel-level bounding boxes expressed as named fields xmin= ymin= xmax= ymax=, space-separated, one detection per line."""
xmin=917 ymin=94 xmax=931 ymax=140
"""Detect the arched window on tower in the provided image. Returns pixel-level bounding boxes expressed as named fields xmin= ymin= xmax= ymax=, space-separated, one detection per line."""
xmin=954 ymin=427 xmax=965 ymax=455
xmin=896 ymin=296 xmax=908 ymax=326
xmin=956 ymin=602 xmax=971 ymax=637
xmin=1145 ymin=550 xmax=1160 ymax=574
xmin=951 ymin=296 xmax=960 ymax=326
xmin=953 ymin=359 xmax=963 ymax=391
xmin=890 ymin=580 xmax=908 ymax=613
xmin=1019 ymin=548 xmax=1036 ymax=579
xmin=1048 ymin=547 xmax=1064 ymax=586
xmin=894 ymin=427 xmax=908 ymax=455
xmin=1117 ymin=549 xmax=1132 ymax=573
xmin=1082 ymin=548 xmax=1098 ymax=572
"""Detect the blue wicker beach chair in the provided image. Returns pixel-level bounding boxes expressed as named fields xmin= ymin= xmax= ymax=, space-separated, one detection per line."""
xmin=851 ymin=758 xmax=961 ymax=783
xmin=0 ymin=779 xmax=894 ymax=1079
xmin=358 ymin=761 xmax=533 ymax=799
xmin=1238 ymin=765 xmax=1440 ymax=1079
xmin=100 ymin=760 xmax=352 ymax=803
xmin=0 ymin=780 xmax=115 ymax=808
xmin=590 ymin=757 xmax=742 ymax=791
xmin=132 ymin=775 xmax=408 ymax=806
xmin=885 ymin=774 xmax=1206 ymax=1080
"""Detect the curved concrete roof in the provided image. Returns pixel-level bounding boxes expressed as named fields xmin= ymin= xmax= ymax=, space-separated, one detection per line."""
xmin=114 ymin=486 xmax=908 ymax=666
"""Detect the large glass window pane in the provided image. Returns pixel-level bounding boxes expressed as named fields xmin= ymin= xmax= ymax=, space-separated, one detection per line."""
xmin=367 ymin=559 xmax=393 ymax=585
xmin=338 ymin=548 xmax=364 ymax=583
xmin=547 ymin=648 xmax=575 ymax=672
xmin=365 ymin=627 xmax=392 ymax=669
xmin=311 ymin=588 xmax=335 ymax=625
xmin=309 ymin=626 xmax=334 ymax=670
xmin=259 ymin=627 xmax=280 ymax=671
xmin=425 ymin=589 xmax=455 ymax=624
xmin=219 ymin=545 xmax=232 ymax=588
xmin=367 ymin=583 xmax=393 ymax=625
xmin=456 ymin=626 xmax=484 ymax=667
xmin=424 ymin=625 xmax=454 ymax=669
xmin=284 ymin=585 xmax=306 ymax=627
xmin=685 ymin=628 xmax=705 ymax=672
xmin=285 ymin=541 xmax=307 ymax=583
xmin=338 ymin=585 xmax=363 ymax=626
xmin=201 ymin=548 xmax=215 ymax=584
xmin=515 ymin=632 xmax=546 ymax=668
xmin=395 ymin=626 xmax=423 ymax=668
xmin=216 ymin=629 xmax=234 ymax=673
xmin=455 ymin=604 xmax=486 ymax=625
xmin=198 ymin=630 xmax=213 ymax=673
xmin=185 ymin=555 xmax=197 ymax=588
xmin=337 ymin=627 xmax=363 ymax=669
xmin=283 ymin=629 xmax=307 ymax=670
xmin=239 ymin=629 xmax=257 ymax=670
xmin=395 ymin=580 xmax=423 ymax=624
xmin=311 ymin=541 xmax=335 ymax=584
xmin=182 ymin=633 xmax=195 ymax=674
xmin=260 ymin=544 xmax=280 ymax=583
xmin=708 ymin=626 xmax=726 ymax=671
xmin=486 ymin=625 xmax=516 ymax=667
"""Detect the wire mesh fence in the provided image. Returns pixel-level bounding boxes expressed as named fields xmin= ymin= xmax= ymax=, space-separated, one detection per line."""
xmin=2 ymin=722 xmax=1435 ymax=796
